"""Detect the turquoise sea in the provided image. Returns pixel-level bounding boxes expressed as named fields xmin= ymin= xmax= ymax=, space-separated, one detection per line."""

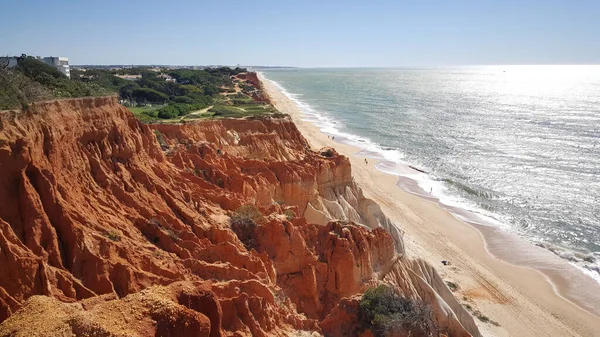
xmin=261 ymin=66 xmax=600 ymax=288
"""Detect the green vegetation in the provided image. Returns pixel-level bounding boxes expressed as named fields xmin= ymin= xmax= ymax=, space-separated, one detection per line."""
xmin=72 ymin=67 xmax=236 ymax=120
xmin=284 ymin=209 xmax=296 ymax=221
xmin=359 ymin=285 xmax=437 ymax=337
xmin=229 ymin=205 xmax=265 ymax=249
xmin=166 ymin=228 xmax=180 ymax=242
xmin=126 ymin=105 xmax=163 ymax=122
xmin=320 ymin=148 xmax=335 ymax=158
xmin=462 ymin=302 xmax=500 ymax=327
xmin=146 ymin=218 xmax=180 ymax=242
xmin=128 ymin=105 xmax=165 ymax=115
xmin=0 ymin=68 xmax=50 ymax=109
xmin=153 ymin=130 xmax=167 ymax=148
xmin=208 ymin=103 xmax=277 ymax=118
xmin=155 ymin=102 xmax=207 ymax=119
xmin=472 ymin=310 xmax=500 ymax=326
xmin=445 ymin=280 xmax=459 ymax=292
xmin=74 ymin=65 xmax=278 ymax=121
xmin=15 ymin=57 xmax=111 ymax=99
xmin=1 ymin=56 xmax=280 ymax=121
xmin=104 ymin=230 xmax=122 ymax=242
xmin=0 ymin=56 xmax=110 ymax=110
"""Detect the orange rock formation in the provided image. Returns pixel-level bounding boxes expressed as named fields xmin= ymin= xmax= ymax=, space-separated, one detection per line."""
xmin=0 ymin=97 xmax=479 ymax=336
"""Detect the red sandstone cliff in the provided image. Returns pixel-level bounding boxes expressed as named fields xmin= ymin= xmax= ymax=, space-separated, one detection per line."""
xmin=0 ymin=97 xmax=479 ymax=336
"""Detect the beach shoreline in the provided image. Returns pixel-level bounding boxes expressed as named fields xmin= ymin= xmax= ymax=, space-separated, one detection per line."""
xmin=259 ymin=73 xmax=600 ymax=337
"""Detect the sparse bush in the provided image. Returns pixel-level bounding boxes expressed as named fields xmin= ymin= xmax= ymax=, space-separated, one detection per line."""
xmin=359 ymin=285 xmax=437 ymax=337
xmin=153 ymin=130 xmax=167 ymax=147
xmin=320 ymin=148 xmax=335 ymax=158
xmin=445 ymin=281 xmax=458 ymax=292
xmin=274 ymin=290 xmax=290 ymax=306
xmin=147 ymin=218 xmax=179 ymax=241
xmin=284 ymin=209 xmax=296 ymax=221
xmin=472 ymin=310 xmax=500 ymax=326
xmin=240 ymin=83 xmax=255 ymax=93
xmin=148 ymin=218 xmax=163 ymax=228
xmin=166 ymin=228 xmax=180 ymax=241
xmin=104 ymin=230 xmax=121 ymax=242
xmin=0 ymin=68 xmax=51 ymax=109
xmin=229 ymin=205 xmax=264 ymax=249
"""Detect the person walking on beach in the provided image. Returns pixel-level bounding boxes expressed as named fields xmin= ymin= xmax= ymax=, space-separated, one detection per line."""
xmin=365 ymin=159 xmax=368 ymax=165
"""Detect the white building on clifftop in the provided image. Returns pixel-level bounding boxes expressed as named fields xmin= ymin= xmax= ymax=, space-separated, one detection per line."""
xmin=41 ymin=56 xmax=70 ymax=78
xmin=1 ymin=55 xmax=70 ymax=78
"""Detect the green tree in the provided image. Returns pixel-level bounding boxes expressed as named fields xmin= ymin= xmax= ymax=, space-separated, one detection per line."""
xmin=119 ymin=82 xmax=140 ymax=100
xmin=157 ymin=105 xmax=178 ymax=119
xmin=132 ymin=87 xmax=168 ymax=103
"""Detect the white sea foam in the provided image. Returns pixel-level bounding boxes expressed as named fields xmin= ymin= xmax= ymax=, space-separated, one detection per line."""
xmin=264 ymin=74 xmax=405 ymax=164
xmin=575 ymin=263 xmax=600 ymax=287
xmin=538 ymin=241 xmax=600 ymax=286
xmin=267 ymin=74 xmax=510 ymax=228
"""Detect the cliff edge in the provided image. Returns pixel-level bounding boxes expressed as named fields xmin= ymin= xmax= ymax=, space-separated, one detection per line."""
xmin=0 ymin=97 xmax=479 ymax=336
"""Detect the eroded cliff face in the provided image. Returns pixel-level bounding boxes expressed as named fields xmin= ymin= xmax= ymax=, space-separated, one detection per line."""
xmin=0 ymin=97 xmax=479 ymax=337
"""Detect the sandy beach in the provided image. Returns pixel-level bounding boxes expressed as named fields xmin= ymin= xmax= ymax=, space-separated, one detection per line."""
xmin=260 ymin=75 xmax=600 ymax=337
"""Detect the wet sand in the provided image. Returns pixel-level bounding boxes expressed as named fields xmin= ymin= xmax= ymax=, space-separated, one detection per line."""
xmin=260 ymin=74 xmax=600 ymax=337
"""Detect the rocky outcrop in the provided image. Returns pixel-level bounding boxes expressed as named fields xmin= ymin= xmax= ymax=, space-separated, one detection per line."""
xmin=0 ymin=97 xmax=478 ymax=336
xmin=154 ymin=120 xmax=404 ymax=253
xmin=382 ymin=258 xmax=479 ymax=336
xmin=0 ymin=282 xmax=219 ymax=337
xmin=320 ymin=296 xmax=370 ymax=337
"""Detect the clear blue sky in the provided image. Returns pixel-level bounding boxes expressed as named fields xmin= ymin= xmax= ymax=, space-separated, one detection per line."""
xmin=1 ymin=0 xmax=599 ymax=67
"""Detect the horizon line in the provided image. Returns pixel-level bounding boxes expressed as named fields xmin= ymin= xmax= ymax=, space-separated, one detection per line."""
xmin=69 ymin=63 xmax=600 ymax=68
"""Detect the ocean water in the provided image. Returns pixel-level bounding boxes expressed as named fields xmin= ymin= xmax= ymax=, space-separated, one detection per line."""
xmin=260 ymin=66 xmax=600 ymax=285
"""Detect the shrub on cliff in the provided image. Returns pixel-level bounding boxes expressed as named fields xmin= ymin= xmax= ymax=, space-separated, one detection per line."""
xmin=0 ymin=68 xmax=51 ymax=109
xmin=359 ymin=285 xmax=436 ymax=337
xmin=284 ymin=209 xmax=296 ymax=221
xmin=15 ymin=57 xmax=111 ymax=99
xmin=229 ymin=205 xmax=265 ymax=250
xmin=320 ymin=148 xmax=335 ymax=158
xmin=1 ymin=57 xmax=114 ymax=110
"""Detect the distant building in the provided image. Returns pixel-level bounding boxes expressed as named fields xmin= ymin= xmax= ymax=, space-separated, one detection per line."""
xmin=1 ymin=55 xmax=70 ymax=78
xmin=41 ymin=57 xmax=70 ymax=78
xmin=115 ymin=74 xmax=142 ymax=81
xmin=0 ymin=56 xmax=19 ymax=68
xmin=158 ymin=73 xmax=176 ymax=82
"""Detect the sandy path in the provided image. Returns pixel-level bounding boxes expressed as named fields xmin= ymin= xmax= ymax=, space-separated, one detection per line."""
xmin=260 ymin=76 xmax=600 ymax=337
